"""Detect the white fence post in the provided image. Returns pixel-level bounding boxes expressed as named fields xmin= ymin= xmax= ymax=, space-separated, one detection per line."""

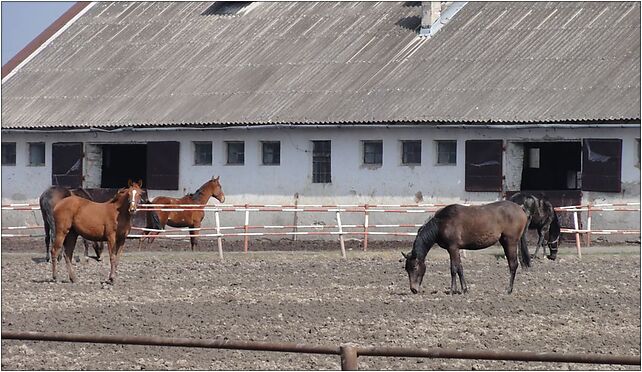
xmin=573 ymin=210 xmax=582 ymax=258
xmin=215 ymin=210 xmax=223 ymax=260
xmin=336 ymin=211 xmax=346 ymax=259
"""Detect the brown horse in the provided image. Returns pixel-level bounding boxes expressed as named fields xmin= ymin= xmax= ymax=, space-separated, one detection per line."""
xmin=140 ymin=176 xmax=225 ymax=251
xmin=51 ymin=181 xmax=144 ymax=285
xmin=402 ymin=201 xmax=530 ymax=295
xmin=39 ymin=186 xmax=104 ymax=262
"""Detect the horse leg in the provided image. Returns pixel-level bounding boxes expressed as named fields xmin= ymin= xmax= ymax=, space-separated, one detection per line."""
xmin=82 ymin=238 xmax=90 ymax=263
xmin=43 ymin=219 xmax=51 ymax=263
xmin=63 ymin=232 xmax=79 ymax=283
xmin=94 ymin=242 xmax=104 ymax=261
xmin=189 ymin=226 xmax=199 ymax=251
xmin=105 ymin=237 xmax=126 ymax=285
xmin=448 ymin=249 xmax=466 ymax=294
xmin=500 ymin=237 xmax=519 ymax=294
xmin=50 ymin=235 xmax=64 ymax=282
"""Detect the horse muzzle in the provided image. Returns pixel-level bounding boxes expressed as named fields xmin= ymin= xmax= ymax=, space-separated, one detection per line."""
xmin=129 ymin=204 xmax=138 ymax=214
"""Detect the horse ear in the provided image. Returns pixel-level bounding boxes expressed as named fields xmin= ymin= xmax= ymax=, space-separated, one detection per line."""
xmin=401 ymin=252 xmax=409 ymax=259
xmin=214 ymin=176 xmax=220 ymax=181
xmin=127 ymin=179 xmax=133 ymax=187
xmin=137 ymin=179 xmax=143 ymax=187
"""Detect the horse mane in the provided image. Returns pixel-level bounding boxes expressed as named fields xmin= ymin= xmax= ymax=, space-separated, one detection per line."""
xmin=109 ymin=188 xmax=127 ymax=203
xmin=188 ymin=179 xmax=216 ymax=202
xmin=412 ymin=217 xmax=440 ymax=261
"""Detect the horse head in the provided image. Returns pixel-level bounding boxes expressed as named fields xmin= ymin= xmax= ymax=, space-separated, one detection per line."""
xmin=126 ymin=179 xmax=144 ymax=214
xmin=402 ymin=251 xmax=425 ymax=294
xmin=209 ymin=176 xmax=225 ymax=203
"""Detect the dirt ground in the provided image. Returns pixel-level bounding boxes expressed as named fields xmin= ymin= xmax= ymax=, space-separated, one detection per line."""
xmin=1 ymin=237 xmax=640 ymax=370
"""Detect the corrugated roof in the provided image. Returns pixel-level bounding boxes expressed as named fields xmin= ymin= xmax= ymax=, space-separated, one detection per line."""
xmin=2 ymin=1 xmax=640 ymax=129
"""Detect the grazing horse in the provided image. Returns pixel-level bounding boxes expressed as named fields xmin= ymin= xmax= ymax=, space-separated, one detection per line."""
xmin=402 ymin=201 xmax=530 ymax=295
xmin=140 ymin=176 xmax=225 ymax=251
xmin=39 ymin=186 xmax=104 ymax=262
xmin=51 ymin=181 xmax=143 ymax=285
xmin=509 ymin=193 xmax=561 ymax=260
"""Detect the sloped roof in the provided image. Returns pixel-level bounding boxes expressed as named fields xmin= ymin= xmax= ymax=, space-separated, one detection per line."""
xmin=2 ymin=1 xmax=640 ymax=129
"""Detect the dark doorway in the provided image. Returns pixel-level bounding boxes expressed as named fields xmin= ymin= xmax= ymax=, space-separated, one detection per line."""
xmin=101 ymin=144 xmax=147 ymax=188
xmin=521 ymin=142 xmax=581 ymax=191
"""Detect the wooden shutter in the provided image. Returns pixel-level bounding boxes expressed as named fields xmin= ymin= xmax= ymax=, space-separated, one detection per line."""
xmin=52 ymin=142 xmax=83 ymax=188
xmin=582 ymin=139 xmax=622 ymax=192
xmin=146 ymin=141 xmax=180 ymax=190
xmin=465 ymin=140 xmax=503 ymax=192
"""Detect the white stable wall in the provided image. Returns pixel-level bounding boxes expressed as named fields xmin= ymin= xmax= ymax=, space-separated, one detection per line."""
xmin=2 ymin=126 xmax=640 ymax=239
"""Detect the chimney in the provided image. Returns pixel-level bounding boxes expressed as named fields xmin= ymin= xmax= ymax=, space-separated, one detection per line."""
xmin=419 ymin=1 xmax=466 ymax=38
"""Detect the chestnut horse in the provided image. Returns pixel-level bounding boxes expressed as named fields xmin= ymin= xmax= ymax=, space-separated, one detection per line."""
xmin=39 ymin=186 xmax=104 ymax=262
xmin=51 ymin=181 xmax=143 ymax=285
xmin=140 ymin=176 xmax=225 ymax=251
xmin=402 ymin=201 xmax=530 ymax=295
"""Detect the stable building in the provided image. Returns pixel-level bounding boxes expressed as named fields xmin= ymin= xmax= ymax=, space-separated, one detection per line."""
xmin=2 ymin=2 xmax=640 ymax=237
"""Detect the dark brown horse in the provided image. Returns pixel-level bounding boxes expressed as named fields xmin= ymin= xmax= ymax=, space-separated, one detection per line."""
xmin=402 ymin=201 xmax=530 ymax=295
xmin=509 ymin=192 xmax=561 ymax=260
xmin=51 ymin=181 xmax=144 ymax=285
xmin=39 ymin=186 xmax=104 ymax=262
xmin=140 ymin=176 xmax=225 ymax=251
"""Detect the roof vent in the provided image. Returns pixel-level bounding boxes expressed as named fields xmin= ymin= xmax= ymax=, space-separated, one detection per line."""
xmin=420 ymin=1 xmax=466 ymax=37
xmin=202 ymin=2 xmax=253 ymax=16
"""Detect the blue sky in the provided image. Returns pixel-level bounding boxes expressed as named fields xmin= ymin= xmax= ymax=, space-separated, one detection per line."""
xmin=2 ymin=1 xmax=74 ymax=65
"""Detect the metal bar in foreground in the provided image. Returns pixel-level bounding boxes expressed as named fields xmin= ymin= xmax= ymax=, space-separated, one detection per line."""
xmin=2 ymin=331 xmax=640 ymax=368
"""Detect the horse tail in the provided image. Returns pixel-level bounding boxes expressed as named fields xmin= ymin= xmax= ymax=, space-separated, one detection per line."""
xmin=519 ymin=225 xmax=531 ymax=268
xmin=141 ymin=194 xmax=162 ymax=232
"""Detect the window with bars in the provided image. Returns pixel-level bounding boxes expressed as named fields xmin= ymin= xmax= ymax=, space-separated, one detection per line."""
xmin=194 ymin=142 xmax=212 ymax=165
xmin=28 ymin=142 xmax=45 ymax=166
xmin=262 ymin=141 xmax=280 ymax=165
xmin=436 ymin=140 xmax=457 ymax=165
xmin=363 ymin=140 xmax=383 ymax=165
xmin=402 ymin=140 xmax=421 ymax=165
xmin=312 ymin=140 xmax=331 ymax=183
xmin=2 ymin=142 xmax=16 ymax=166
xmin=226 ymin=141 xmax=245 ymax=165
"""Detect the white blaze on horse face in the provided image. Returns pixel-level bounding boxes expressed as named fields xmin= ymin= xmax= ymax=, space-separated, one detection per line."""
xmin=129 ymin=189 xmax=138 ymax=213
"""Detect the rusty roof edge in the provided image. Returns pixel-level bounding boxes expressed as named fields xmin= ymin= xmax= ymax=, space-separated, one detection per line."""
xmin=2 ymin=119 xmax=640 ymax=132
xmin=1 ymin=2 xmax=94 ymax=83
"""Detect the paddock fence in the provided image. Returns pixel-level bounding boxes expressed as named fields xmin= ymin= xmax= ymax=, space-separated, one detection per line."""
xmin=2 ymin=202 xmax=639 ymax=259
xmin=2 ymin=331 xmax=639 ymax=370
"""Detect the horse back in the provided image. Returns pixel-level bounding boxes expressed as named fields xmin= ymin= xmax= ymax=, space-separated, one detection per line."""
xmin=152 ymin=195 xmax=205 ymax=226
xmin=436 ymin=202 xmax=527 ymax=246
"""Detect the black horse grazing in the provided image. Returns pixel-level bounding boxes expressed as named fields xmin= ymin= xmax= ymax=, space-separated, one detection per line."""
xmin=509 ymin=193 xmax=561 ymax=260
xmin=402 ymin=201 xmax=530 ymax=295
xmin=39 ymin=186 xmax=104 ymax=262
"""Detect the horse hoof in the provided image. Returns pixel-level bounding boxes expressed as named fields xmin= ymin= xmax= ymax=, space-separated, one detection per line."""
xmin=546 ymin=255 xmax=556 ymax=261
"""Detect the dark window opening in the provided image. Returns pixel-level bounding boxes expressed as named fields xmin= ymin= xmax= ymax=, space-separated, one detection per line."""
xmin=402 ymin=140 xmax=421 ymax=165
xmin=28 ymin=142 xmax=45 ymax=166
xmin=52 ymin=142 xmax=83 ymax=188
xmin=436 ymin=140 xmax=457 ymax=165
xmin=262 ymin=141 xmax=280 ymax=165
xmin=581 ymin=139 xmax=622 ymax=193
xmin=521 ymin=142 xmax=581 ymax=191
xmin=312 ymin=140 xmax=331 ymax=183
xmin=465 ymin=140 xmax=503 ymax=192
xmin=194 ymin=142 xmax=212 ymax=165
xmin=2 ymin=142 xmax=16 ymax=166
xmin=202 ymin=2 xmax=252 ymax=15
xmin=226 ymin=141 xmax=245 ymax=165
xmin=101 ymin=144 xmax=147 ymax=188
xmin=363 ymin=140 xmax=383 ymax=165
